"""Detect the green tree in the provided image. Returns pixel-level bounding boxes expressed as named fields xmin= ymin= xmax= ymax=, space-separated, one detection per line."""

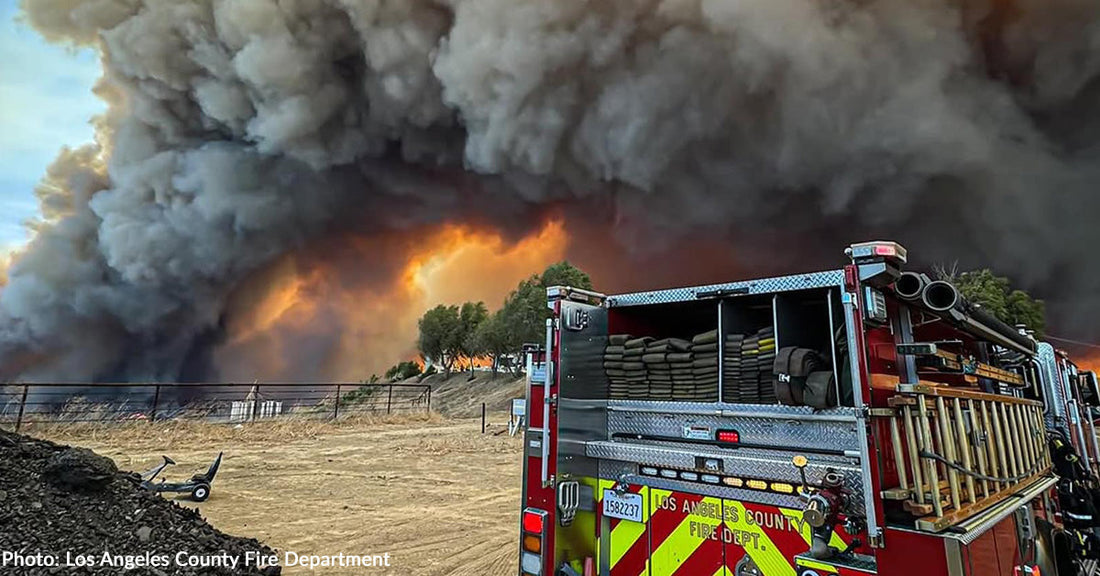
xmin=417 ymin=262 xmax=593 ymax=379
xmin=417 ymin=304 xmax=461 ymax=377
xmin=458 ymin=301 xmax=489 ymax=373
xmin=499 ymin=261 xmax=593 ymax=355
xmin=937 ymin=268 xmax=1046 ymax=336
xmin=385 ymin=361 xmax=423 ymax=381
xmin=541 ymin=261 xmax=593 ymax=290
xmin=470 ymin=310 xmax=513 ymax=378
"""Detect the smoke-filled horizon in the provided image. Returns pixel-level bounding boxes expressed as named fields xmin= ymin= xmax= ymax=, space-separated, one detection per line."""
xmin=1 ymin=0 xmax=1098 ymax=382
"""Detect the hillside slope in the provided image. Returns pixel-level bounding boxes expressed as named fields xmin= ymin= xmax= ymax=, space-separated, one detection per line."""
xmin=413 ymin=371 xmax=525 ymax=418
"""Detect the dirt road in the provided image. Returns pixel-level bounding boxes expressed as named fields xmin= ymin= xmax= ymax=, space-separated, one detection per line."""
xmin=38 ymin=414 xmax=523 ymax=575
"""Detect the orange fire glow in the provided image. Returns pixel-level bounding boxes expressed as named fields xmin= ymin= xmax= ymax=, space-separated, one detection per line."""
xmin=1075 ymin=350 xmax=1100 ymax=374
xmin=213 ymin=219 xmax=569 ymax=381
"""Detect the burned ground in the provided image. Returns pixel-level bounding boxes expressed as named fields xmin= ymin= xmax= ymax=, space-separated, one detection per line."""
xmin=0 ymin=428 xmax=280 ymax=575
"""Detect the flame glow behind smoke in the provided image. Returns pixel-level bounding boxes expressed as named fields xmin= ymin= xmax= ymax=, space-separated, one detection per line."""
xmin=213 ymin=219 xmax=567 ymax=381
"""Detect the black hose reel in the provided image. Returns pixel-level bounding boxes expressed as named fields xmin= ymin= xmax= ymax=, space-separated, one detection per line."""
xmin=773 ymin=346 xmax=837 ymax=410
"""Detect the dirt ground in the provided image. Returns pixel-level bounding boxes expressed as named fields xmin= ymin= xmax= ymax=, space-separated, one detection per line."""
xmin=35 ymin=413 xmax=524 ymax=575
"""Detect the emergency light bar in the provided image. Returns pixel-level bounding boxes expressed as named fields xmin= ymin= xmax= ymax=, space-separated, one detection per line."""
xmin=639 ymin=466 xmax=806 ymax=496
xmin=847 ymin=241 xmax=907 ymax=288
xmin=847 ymin=241 xmax=908 ymax=264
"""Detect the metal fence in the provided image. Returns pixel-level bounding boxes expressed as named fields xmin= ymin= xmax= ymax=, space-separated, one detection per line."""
xmin=0 ymin=382 xmax=432 ymax=431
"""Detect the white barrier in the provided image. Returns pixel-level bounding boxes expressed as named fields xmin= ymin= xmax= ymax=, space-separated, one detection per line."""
xmin=230 ymin=400 xmax=282 ymax=422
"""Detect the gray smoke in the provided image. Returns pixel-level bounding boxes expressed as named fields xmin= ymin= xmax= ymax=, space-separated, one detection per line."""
xmin=3 ymin=0 xmax=1099 ymax=381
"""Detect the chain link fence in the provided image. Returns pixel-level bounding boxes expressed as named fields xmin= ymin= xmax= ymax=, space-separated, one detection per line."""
xmin=0 ymin=382 xmax=432 ymax=431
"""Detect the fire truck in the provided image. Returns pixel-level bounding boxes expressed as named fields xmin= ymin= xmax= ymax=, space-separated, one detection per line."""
xmin=517 ymin=241 xmax=1100 ymax=576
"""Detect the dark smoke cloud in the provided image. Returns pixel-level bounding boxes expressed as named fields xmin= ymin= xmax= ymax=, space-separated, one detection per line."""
xmin=3 ymin=0 xmax=1099 ymax=381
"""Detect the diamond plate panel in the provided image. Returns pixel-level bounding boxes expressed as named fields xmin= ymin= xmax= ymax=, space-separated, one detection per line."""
xmin=1038 ymin=342 xmax=1067 ymax=431
xmin=585 ymin=440 xmax=866 ymax=516
xmin=607 ymin=408 xmax=861 ymax=453
xmin=606 ymin=270 xmax=846 ymax=307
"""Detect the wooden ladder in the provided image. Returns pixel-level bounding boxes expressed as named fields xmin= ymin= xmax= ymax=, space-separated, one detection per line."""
xmin=879 ymin=381 xmax=1051 ymax=532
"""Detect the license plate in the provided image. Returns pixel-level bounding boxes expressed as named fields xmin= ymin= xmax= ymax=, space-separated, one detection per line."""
xmin=602 ymin=489 xmax=643 ymax=523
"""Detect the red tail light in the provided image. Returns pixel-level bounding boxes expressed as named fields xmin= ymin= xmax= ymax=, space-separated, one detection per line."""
xmin=717 ymin=430 xmax=740 ymax=443
xmin=523 ymin=509 xmax=545 ymax=533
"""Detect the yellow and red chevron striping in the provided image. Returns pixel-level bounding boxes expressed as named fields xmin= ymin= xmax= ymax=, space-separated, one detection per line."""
xmin=596 ymin=485 xmax=857 ymax=576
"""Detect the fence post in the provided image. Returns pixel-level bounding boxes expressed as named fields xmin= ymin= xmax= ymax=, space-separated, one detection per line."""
xmin=252 ymin=385 xmax=261 ymax=422
xmin=386 ymin=385 xmax=393 ymax=414
xmin=333 ymin=384 xmax=341 ymax=421
xmin=15 ymin=384 xmax=29 ymax=433
xmin=150 ymin=384 xmax=161 ymax=423
xmin=481 ymin=402 xmax=486 ymax=434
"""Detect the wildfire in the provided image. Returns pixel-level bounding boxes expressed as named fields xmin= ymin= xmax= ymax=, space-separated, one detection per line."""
xmin=1074 ymin=350 xmax=1100 ymax=374
xmin=214 ymin=219 xmax=569 ymax=381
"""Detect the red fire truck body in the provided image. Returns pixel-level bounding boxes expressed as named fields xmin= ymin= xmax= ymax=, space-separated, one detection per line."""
xmin=518 ymin=241 xmax=1100 ymax=576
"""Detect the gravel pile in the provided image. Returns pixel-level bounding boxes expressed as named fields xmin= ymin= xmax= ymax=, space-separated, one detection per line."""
xmin=0 ymin=429 xmax=280 ymax=575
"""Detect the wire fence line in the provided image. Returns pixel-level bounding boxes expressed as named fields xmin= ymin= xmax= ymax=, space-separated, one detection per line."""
xmin=0 ymin=382 xmax=432 ymax=431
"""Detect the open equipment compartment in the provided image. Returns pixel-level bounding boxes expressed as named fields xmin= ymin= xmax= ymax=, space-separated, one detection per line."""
xmin=718 ymin=293 xmax=776 ymax=404
xmin=606 ymin=298 xmax=717 ymax=340
xmin=601 ymin=283 xmax=851 ymax=408
xmin=771 ymin=287 xmax=851 ymax=408
xmin=604 ymin=298 xmax=720 ymax=402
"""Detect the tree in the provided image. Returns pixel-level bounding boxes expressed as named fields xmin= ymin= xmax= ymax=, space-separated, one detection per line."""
xmin=457 ymin=301 xmax=489 ymax=373
xmin=937 ymin=268 xmax=1046 ymax=336
xmin=499 ymin=261 xmax=593 ymax=356
xmin=470 ymin=310 xmax=513 ymax=378
xmin=500 ymin=275 xmax=548 ymax=346
xmin=417 ymin=262 xmax=593 ymax=379
xmin=385 ymin=361 xmax=422 ymax=381
xmin=417 ymin=305 xmax=461 ymax=377
xmin=541 ymin=261 xmax=593 ymax=290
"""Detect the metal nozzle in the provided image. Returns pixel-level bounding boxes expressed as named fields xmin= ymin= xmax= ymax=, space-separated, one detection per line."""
xmin=922 ymin=280 xmax=960 ymax=312
xmin=803 ymin=495 xmax=830 ymax=528
xmin=894 ymin=272 xmax=928 ymax=301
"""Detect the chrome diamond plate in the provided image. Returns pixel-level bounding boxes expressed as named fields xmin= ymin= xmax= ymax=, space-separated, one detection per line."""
xmin=607 ymin=407 xmax=860 ymax=453
xmin=606 ymin=270 xmax=846 ymax=307
xmin=1038 ymin=342 xmax=1067 ymax=431
xmin=585 ymin=440 xmax=866 ymax=516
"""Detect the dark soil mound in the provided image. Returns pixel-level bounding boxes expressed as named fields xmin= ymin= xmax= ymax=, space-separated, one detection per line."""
xmin=0 ymin=429 xmax=280 ymax=575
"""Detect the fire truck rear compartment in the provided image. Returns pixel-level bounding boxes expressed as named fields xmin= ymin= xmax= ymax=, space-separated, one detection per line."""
xmin=551 ymin=273 xmax=876 ymax=574
xmin=602 ymin=287 xmax=848 ymax=407
xmin=544 ymin=261 xmax=1070 ymax=576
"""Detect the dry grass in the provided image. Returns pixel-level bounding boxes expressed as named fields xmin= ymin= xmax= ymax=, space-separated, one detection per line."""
xmin=29 ymin=411 xmax=446 ymax=451
xmin=31 ymin=414 xmax=523 ymax=575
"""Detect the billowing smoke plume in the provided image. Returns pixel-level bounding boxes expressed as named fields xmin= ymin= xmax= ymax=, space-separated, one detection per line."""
xmin=3 ymin=0 xmax=1099 ymax=381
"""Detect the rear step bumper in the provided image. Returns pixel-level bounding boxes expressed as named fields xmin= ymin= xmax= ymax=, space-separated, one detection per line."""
xmin=585 ymin=440 xmax=866 ymax=514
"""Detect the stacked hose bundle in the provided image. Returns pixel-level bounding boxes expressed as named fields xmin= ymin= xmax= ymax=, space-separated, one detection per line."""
xmin=754 ymin=328 xmax=777 ymax=403
xmin=623 ymin=337 xmax=651 ymax=399
xmin=667 ymin=343 xmax=695 ymax=398
xmin=687 ymin=329 xmax=720 ymax=402
xmin=735 ymin=327 xmax=777 ymax=403
xmin=722 ymin=333 xmax=745 ymax=403
xmin=604 ymin=334 xmax=631 ymax=399
xmin=643 ymin=338 xmax=691 ymax=400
